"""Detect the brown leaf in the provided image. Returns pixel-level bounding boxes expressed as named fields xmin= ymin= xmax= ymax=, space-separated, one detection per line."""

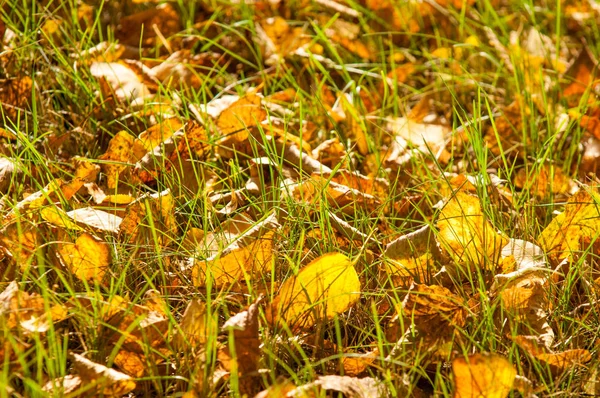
xmin=71 ymin=353 xmax=136 ymax=397
xmin=0 ymin=281 xmax=67 ymax=333
xmin=116 ymin=3 xmax=181 ymax=47
xmin=0 ymin=76 xmax=32 ymax=120
xmin=221 ymin=297 xmax=262 ymax=395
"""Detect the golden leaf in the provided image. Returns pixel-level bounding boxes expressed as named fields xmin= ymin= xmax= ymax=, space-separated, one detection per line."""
xmin=113 ymin=350 xmax=146 ymax=378
xmin=40 ymin=206 xmax=83 ymax=231
xmin=437 ymin=191 xmax=508 ymax=271
xmin=173 ymin=299 xmax=215 ymax=349
xmin=538 ymin=189 xmax=600 ymax=261
xmin=536 ymin=349 xmax=592 ymax=376
xmin=58 ymin=233 xmax=111 ymax=283
xmin=401 ymin=283 xmax=467 ymax=340
xmin=98 ymin=131 xmax=146 ymax=189
xmin=452 ymin=353 xmax=516 ymax=398
xmin=514 ymin=164 xmax=573 ymax=198
xmin=266 ymin=252 xmax=361 ymax=331
xmin=192 ymin=232 xmax=274 ymax=288
xmin=0 ymin=281 xmax=67 ymax=333
xmin=217 ymin=92 xmax=267 ymax=143
xmin=138 ymin=118 xmax=184 ymax=151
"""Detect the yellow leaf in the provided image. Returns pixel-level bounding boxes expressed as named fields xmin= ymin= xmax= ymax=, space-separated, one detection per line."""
xmin=538 ymin=189 xmax=600 ymax=261
xmin=98 ymin=131 xmax=146 ymax=189
xmin=40 ymin=207 xmax=83 ymax=231
xmin=217 ymin=92 xmax=266 ymax=143
xmin=58 ymin=233 xmax=111 ymax=283
xmin=113 ymin=350 xmax=146 ymax=378
xmin=437 ymin=191 xmax=507 ymax=271
xmin=401 ymin=283 xmax=467 ymax=341
xmin=266 ymin=252 xmax=361 ymax=331
xmin=192 ymin=232 xmax=274 ymax=288
xmin=452 ymin=353 xmax=516 ymax=398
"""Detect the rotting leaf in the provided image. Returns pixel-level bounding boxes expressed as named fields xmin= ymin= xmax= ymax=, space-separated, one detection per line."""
xmin=452 ymin=353 xmax=516 ymax=398
xmin=266 ymin=252 xmax=361 ymax=331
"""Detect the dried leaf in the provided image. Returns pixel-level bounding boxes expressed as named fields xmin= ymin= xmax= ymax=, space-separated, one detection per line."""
xmin=221 ymin=297 xmax=262 ymax=395
xmin=57 ymin=233 xmax=111 ymax=283
xmin=452 ymin=353 xmax=516 ymax=398
xmin=173 ymin=299 xmax=215 ymax=349
xmin=538 ymin=189 xmax=600 ymax=261
xmin=266 ymin=252 xmax=361 ymax=331
xmin=384 ymin=225 xmax=439 ymax=285
xmin=0 ymin=281 xmax=68 ymax=333
xmin=437 ymin=191 xmax=508 ymax=271
xmin=98 ymin=130 xmax=146 ymax=189
xmin=72 ymin=353 xmax=136 ymax=397
xmin=192 ymin=232 xmax=274 ymax=288
xmin=400 ymin=283 xmax=467 ymax=341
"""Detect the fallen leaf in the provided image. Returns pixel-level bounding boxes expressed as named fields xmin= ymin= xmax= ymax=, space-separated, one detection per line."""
xmin=266 ymin=252 xmax=361 ymax=331
xmin=289 ymin=375 xmax=388 ymax=398
xmin=384 ymin=225 xmax=440 ymax=285
xmin=115 ymin=3 xmax=181 ymax=48
xmin=538 ymin=188 xmax=600 ymax=261
xmin=98 ymin=130 xmax=146 ymax=189
xmin=220 ymin=297 xmax=262 ymax=395
xmin=217 ymin=91 xmax=267 ymax=144
xmin=173 ymin=299 xmax=215 ymax=349
xmin=400 ymin=283 xmax=467 ymax=341
xmin=72 ymin=353 xmax=136 ymax=397
xmin=437 ymin=191 xmax=508 ymax=272
xmin=452 ymin=353 xmax=516 ymax=398
xmin=57 ymin=233 xmax=111 ymax=283
xmin=0 ymin=281 xmax=68 ymax=333
xmin=192 ymin=232 xmax=274 ymax=288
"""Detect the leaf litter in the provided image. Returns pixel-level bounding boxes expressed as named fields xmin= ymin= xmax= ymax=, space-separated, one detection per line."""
xmin=2 ymin=0 xmax=600 ymax=397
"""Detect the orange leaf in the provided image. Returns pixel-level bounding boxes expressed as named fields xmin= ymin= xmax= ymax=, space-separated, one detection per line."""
xmin=452 ymin=353 xmax=516 ymax=398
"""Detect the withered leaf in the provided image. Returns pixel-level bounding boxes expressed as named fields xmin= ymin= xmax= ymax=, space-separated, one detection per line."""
xmin=71 ymin=353 xmax=136 ymax=397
